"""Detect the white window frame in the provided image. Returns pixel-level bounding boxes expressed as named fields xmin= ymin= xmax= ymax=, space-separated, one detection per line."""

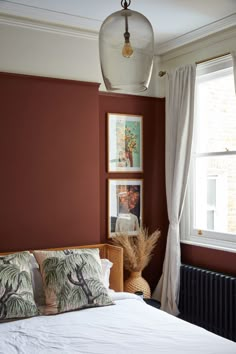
xmin=181 ymin=54 xmax=236 ymax=253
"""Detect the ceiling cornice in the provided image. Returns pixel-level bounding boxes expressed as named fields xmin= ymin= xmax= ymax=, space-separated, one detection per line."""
xmin=0 ymin=1 xmax=101 ymax=32
xmin=0 ymin=2 xmax=235 ymax=55
xmin=157 ymin=13 xmax=236 ymax=55
xmin=160 ymin=26 xmax=236 ymax=63
xmin=0 ymin=15 xmax=98 ymax=41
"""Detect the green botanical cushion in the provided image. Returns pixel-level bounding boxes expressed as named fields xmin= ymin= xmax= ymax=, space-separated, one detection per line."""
xmin=0 ymin=251 xmax=39 ymax=320
xmin=33 ymin=248 xmax=113 ymax=315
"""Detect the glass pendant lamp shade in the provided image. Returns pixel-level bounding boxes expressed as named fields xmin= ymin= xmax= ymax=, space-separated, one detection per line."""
xmin=99 ymin=2 xmax=154 ymax=93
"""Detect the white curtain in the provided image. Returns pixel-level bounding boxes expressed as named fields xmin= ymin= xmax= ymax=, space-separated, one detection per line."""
xmin=232 ymin=52 xmax=236 ymax=93
xmin=152 ymin=64 xmax=196 ymax=316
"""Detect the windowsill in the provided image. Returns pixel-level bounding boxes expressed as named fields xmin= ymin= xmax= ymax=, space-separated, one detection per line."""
xmin=181 ymin=239 xmax=236 ymax=254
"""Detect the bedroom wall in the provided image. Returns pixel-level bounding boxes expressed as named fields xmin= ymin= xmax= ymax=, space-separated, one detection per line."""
xmin=159 ymin=26 xmax=236 ymax=276
xmin=0 ymin=72 xmax=167 ymax=290
xmin=1 ymin=16 xmax=234 ymax=282
xmin=99 ymin=92 xmax=168 ymax=290
xmin=0 ymin=73 xmax=101 ymax=251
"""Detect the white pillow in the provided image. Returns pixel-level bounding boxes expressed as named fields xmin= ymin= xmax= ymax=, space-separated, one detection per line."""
xmin=30 ymin=254 xmax=45 ymax=306
xmin=101 ymin=258 xmax=113 ymax=290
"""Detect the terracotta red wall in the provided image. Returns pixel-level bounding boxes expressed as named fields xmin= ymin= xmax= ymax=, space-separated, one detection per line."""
xmin=181 ymin=244 xmax=236 ymax=276
xmin=0 ymin=72 xmax=168 ymax=290
xmin=0 ymin=73 xmax=100 ymax=251
xmin=99 ymin=92 xmax=168 ymax=290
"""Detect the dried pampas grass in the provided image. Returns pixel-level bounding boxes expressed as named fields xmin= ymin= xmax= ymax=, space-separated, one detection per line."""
xmin=112 ymin=228 xmax=161 ymax=272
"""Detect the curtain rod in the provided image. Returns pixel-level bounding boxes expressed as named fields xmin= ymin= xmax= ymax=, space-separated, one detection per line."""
xmin=158 ymin=52 xmax=231 ymax=77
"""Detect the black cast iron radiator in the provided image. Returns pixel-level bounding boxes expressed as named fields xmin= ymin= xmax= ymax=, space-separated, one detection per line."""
xmin=179 ymin=264 xmax=236 ymax=342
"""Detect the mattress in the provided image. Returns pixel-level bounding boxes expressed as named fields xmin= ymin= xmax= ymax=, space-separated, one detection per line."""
xmin=0 ymin=292 xmax=235 ymax=354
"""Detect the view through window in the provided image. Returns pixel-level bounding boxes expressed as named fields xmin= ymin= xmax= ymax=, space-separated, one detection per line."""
xmin=186 ymin=55 xmax=236 ymax=250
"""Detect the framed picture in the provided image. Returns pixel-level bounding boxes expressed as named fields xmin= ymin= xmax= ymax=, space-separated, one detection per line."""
xmin=107 ymin=113 xmax=143 ymax=172
xmin=108 ymin=179 xmax=143 ymax=238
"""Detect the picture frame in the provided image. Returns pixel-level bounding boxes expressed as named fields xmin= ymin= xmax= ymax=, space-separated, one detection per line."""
xmin=108 ymin=179 xmax=143 ymax=238
xmin=107 ymin=113 xmax=143 ymax=173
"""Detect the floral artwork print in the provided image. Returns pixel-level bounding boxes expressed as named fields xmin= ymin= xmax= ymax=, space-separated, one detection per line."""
xmin=108 ymin=114 xmax=143 ymax=172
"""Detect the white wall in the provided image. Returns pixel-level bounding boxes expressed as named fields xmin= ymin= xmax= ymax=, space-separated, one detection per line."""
xmin=157 ymin=27 xmax=236 ymax=96
xmin=0 ymin=19 xmax=163 ymax=97
xmin=0 ymin=22 xmax=101 ymax=83
xmin=159 ymin=27 xmax=236 ymax=79
xmin=1 ymin=17 xmax=235 ymax=98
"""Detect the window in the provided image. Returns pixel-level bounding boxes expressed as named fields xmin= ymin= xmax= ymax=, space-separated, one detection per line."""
xmin=181 ymin=54 xmax=236 ymax=252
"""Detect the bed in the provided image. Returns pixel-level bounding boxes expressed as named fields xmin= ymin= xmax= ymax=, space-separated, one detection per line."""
xmin=0 ymin=244 xmax=236 ymax=354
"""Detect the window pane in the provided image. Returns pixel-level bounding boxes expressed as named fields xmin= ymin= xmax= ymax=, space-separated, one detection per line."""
xmin=196 ymin=68 xmax=236 ymax=153
xmin=207 ymin=210 xmax=214 ymax=230
xmin=207 ymin=178 xmax=216 ymax=206
xmin=194 ymin=155 xmax=236 ymax=234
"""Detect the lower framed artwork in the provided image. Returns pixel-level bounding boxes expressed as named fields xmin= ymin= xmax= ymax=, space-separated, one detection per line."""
xmin=108 ymin=179 xmax=143 ymax=238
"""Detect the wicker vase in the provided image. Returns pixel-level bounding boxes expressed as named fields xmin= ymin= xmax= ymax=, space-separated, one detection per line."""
xmin=124 ymin=271 xmax=151 ymax=298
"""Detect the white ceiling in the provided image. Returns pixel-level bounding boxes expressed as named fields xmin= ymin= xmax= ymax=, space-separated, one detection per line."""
xmin=0 ymin=0 xmax=236 ymax=54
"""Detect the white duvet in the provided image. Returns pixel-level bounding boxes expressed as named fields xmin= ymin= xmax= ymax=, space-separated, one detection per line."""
xmin=0 ymin=292 xmax=235 ymax=354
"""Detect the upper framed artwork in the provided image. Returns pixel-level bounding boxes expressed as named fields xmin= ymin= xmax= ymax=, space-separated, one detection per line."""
xmin=107 ymin=113 xmax=143 ymax=173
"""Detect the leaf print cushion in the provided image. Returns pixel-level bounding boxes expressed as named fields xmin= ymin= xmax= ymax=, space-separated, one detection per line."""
xmin=0 ymin=251 xmax=39 ymax=320
xmin=33 ymin=248 xmax=113 ymax=315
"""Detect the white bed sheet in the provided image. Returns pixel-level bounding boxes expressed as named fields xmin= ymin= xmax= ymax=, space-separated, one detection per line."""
xmin=0 ymin=292 xmax=235 ymax=354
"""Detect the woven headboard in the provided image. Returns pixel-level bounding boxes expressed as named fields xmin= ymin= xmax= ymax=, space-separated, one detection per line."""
xmin=0 ymin=243 xmax=124 ymax=292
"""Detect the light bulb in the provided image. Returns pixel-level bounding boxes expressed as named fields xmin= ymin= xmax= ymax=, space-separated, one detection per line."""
xmin=122 ymin=41 xmax=134 ymax=58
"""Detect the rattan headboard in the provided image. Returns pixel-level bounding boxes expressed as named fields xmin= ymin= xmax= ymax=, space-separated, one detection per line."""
xmin=0 ymin=243 xmax=124 ymax=292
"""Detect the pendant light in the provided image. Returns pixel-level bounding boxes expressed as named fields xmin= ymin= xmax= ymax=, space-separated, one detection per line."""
xmin=99 ymin=0 xmax=154 ymax=93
